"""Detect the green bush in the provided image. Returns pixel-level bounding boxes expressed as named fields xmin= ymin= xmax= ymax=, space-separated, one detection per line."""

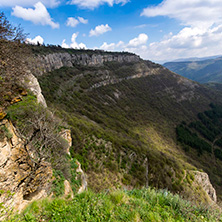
xmin=0 ymin=125 xmax=12 ymax=140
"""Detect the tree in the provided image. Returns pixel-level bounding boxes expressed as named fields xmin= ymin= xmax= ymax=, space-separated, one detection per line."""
xmin=0 ymin=12 xmax=29 ymax=108
xmin=7 ymin=96 xmax=69 ymax=171
xmin=0 ymin=12 xmax=27 ymax=42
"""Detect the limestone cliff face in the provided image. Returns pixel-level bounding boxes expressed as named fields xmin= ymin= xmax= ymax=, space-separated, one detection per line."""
xmin=29 ymin=52 xmax=140 ymax=76
xmin=21 ymin=71 xmax=47 ymax=107
xmin=0 ymin=120 xmax=87 ymax=217
xmin=193 ymin=171 xmax=217 ymax=203
xmin=0 ymin=119 xmax=52 ymax=215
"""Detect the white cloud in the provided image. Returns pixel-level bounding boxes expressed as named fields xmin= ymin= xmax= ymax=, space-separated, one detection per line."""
xmin=78 ymin=17 xmax=88 ymax=24
xmin=66 ymin=17 xmax=79 ymax=27
xmin=66 ymin=16 xmax=88 ymax=27
xmin=128 ymin=33 xmax=148 ymax=47
xmin=12 ymin=2 xmax=59 ymax=29
xmin=89 ymin=24 xmax=112 ymax=37
xmin=61 ymin=39 xmax=70 ymax=48
xmin=0 ymin=0 xmax=60 ymax=8
xmin=61 ymin=33 xmax=87 ymax=49
xmin=100 ymin=40 xmax=124 ymax=51
xmin=134 ymin=24 xmax=147 ymax=29
xmin=26 ymin=35 xmax=44 ymax=45
xmin=100 ymin=42 xmax=116 ymax=51
xmin=142 ymin=25 xmax=222 ymax=62
xmin=68 ymin=0 xmax=129 ymax=9
xmin=141 ymin=0 xmax=222 ymax=28
xmin=138 ymin=0 xmax=222 ymax=62
xmin=99 ymin=34 xmax=148 ymax=53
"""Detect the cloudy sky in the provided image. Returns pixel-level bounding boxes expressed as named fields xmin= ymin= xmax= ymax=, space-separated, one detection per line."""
xmin=1 ymin=0 xmax=222 ymax=63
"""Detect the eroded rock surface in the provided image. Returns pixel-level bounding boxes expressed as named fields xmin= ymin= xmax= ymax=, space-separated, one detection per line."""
xmin=193 ymin=171 xmax=217 ymax=203
xmin=0 ymin=119 xmax=52 ymax=215
xmin=21 ymin=71 xmax=47 ymax=107
xmin=29 ymin=53 xmax=140 ymax=76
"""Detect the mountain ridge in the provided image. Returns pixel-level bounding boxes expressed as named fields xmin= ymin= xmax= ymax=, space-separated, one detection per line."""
xmin=164 ymin=56 xmax=222 ymax=83
xmin=1 ymin=43 xmax=222 ymax=218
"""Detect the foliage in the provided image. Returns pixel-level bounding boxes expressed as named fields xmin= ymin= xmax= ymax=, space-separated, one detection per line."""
xmin=37 ymin=61 xmax=222 ymax=197
xmin=0 ymin=12 xmax=27 ymax=42
xmin=176 ymin=124 xmax=211 ymax=154
xmin=0 ymin=12 xmax=29 ymax=109
xmin=6 ymin=94 xmax=69 ymax=172
xmin=0 ymin=190 xmax=15 ymax=220
xmin=6 ymin=188 xmax=221 ymax=222
xmin=0 ymin=125 xmax=12 ymax=140
xmin=28 ymin=43 xmax=136 ymax=56
xmin=177 ymin=104 xmax=222 ymax=158
xmin=51 ymin=170 xmax=65 ymax=197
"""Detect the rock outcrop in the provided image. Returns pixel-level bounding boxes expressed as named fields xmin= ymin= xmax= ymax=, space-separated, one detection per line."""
xmin=0 ymin=119 xmax=52 ymax=216
xmin=193 ymin=171 xmax=217 ymax=203
xmin=21 ymin=71 xmax=47 ymax=107
xmin=60 ymin=129 xmax=87 ymax=194
xmin=29 ymin=52 xmax=140 ymax=76
xmin=76 ymin=161 xmax=87 ymax=194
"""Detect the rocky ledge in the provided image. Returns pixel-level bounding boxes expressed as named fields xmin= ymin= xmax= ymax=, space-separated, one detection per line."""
xmin=29 ymin=52 xmax=140 ymax=76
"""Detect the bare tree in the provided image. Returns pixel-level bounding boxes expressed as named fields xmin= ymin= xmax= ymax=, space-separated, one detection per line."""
xmin=9 ymin=103 xmax=69 ymax=170
xmin=0 ymin=12 xmax=27 ymax=41
xmin=0 ymin=12 xmax=30 ymax=108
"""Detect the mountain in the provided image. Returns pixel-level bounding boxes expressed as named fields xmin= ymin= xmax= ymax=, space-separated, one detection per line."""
xmin=168 ymin=55 xmax=222 ymax=63
xmin=164 ymin=57 xmax=222 ymax=83
xmin=31 ymin=45 xmax=222 ymax=200
xmin=1 ymin=43 xmax=222 ymax=219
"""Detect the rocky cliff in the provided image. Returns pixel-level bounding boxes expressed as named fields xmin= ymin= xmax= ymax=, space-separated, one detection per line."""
xmin=0 ymin=119 xmax=87 ymax=217
xmin=193 ymin=171 xmax=217 ymax=203
xmin=0 ymin=119 xmax=52 ymax=215
xmin=29 ymin=52 xmax=140 ymax=76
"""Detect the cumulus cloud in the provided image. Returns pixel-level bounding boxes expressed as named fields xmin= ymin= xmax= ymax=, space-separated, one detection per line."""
xmin=61 ymin=33 xmax=87 ymax=49
xmin=61 ymin=39 xmax=70 ymax=48
xmin=66 ymin=16 xmax=88 ymax=27
xmin=68 ymin=0 xmax=129 ymax=9
xmin=141 ymin=0 xmax=222 ymax=28
xmin=89 ymin=24 xmax=112 ymax=37
xmin=0 ymin=0 xmax=60 ymax=8
xmin=137 ymin=0 xmax=222 ymax=62
xmin=100 ymin=41 xmax=124 ymax=51
xmin=12 ymin=2 xmax=59 ymax=29
xmin=100 ymin=42 xmax=116 ymax=51
xmin=78 ymin=17 xmax=88 ymax=24
xmin=142 ymin=25 xmax=222 ymax=62
xmin=26 ymin=35 xmax=44 ymax=45
xmin=128 ymin=33 xmax=148 ymax=47
xmin=99 ymin=33 xmax=148 ymax=54
xmin=66 ymin=17 xmax=79 ymax=27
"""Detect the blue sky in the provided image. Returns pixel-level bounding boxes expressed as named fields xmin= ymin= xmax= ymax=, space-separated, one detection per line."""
xmin=1 ymin=0 xmax=222 ymax=63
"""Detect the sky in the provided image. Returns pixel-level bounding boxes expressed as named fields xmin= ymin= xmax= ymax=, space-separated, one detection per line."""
xmin=1 ymin=0 xmax=222 ymax=63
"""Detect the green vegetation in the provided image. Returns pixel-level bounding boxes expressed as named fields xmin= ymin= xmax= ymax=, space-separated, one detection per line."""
xmin=176 ymin=104 xmax=222 ymax=199
xmin=164 ymin=57 xmax=222 ymax=83
xmin=0 ymin=125 xmax=12 ymax=140
xmin=51 ymin=170 xmax=65 ymax=197
xmin=6 ymin=188 xmax=221 ymax=222
xmin=5 ymin=94 xmax=82 ymax=196
xmin=6 ymin=94 xmax=69 ymax=171
xmin=177 ymin=104 xmax=222 ymax=157
xmin=29 ymin=43 xmax=136 ymax=56
xmin=37 ymin=61 xmax=222 ymax=202
xmin=176 ymin=124 xmax=211 ymax=154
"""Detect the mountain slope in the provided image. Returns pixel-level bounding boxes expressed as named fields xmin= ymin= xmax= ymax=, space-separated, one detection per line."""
xmin=164 ymin=57 xmax=222 ymax=83
xmin=28 ymin=45 xmax=222 ymax=203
